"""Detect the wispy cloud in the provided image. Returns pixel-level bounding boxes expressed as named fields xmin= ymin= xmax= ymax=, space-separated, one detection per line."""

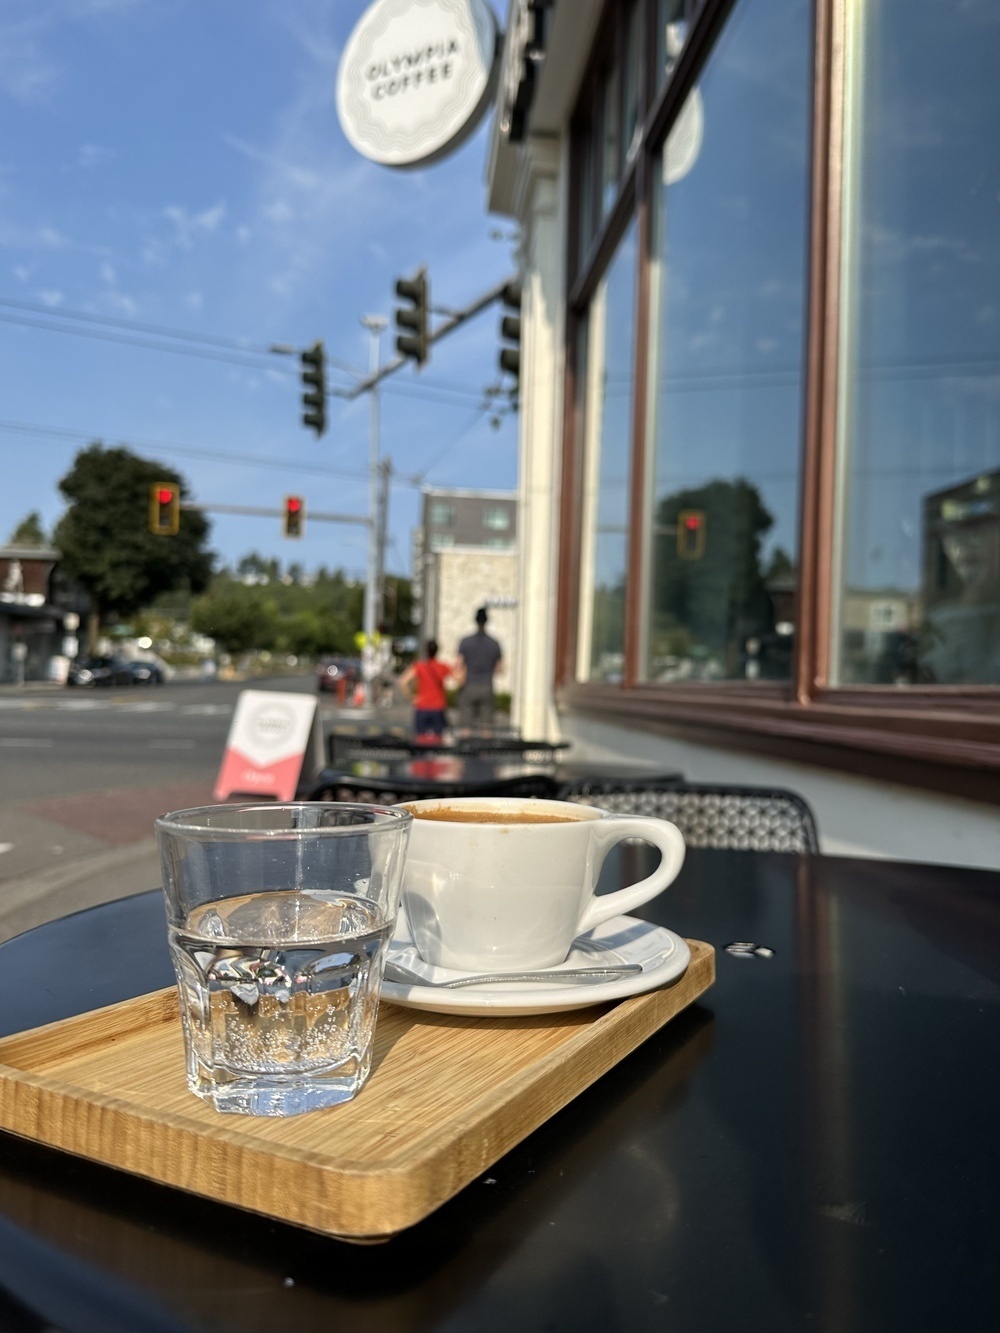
xmin=77 ymin=142 xmax=116 ymax=169
xmin=37 ymin=288 xmax=64 ymax=306
xmin=97 ymin=254 xmax=137 ymax=314
xmin=220 ymin=3 xmax=394 ymax=306
xmin=0 ymin=0 xmax=143 ymax=107
xmin=0 ymin=13 xmax=60 ymax=105
xmin=164 ymin=201 xmax=227 ymax=249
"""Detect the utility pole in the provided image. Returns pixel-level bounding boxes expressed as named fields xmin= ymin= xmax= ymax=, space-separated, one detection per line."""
xmin=360 ymin=315 xmax=387 ymax=685
xmin=375 ymin=457 xmax=392 ymax=627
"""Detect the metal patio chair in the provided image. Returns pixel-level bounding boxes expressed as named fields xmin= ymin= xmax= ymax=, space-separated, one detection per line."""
xmin=559 ymin=779 xmax=820 ymax=854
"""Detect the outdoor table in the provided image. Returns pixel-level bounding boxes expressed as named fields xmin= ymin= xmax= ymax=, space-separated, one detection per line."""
xmin=327 ymin=732 xmax=571 ymax=764
xmin=307 ymin=754 xmax=566 ymax=800
xmin=308 ymin=756 xmax=684 ymax=802
xmin=0 ymin=848 xmax=996 ymax=1330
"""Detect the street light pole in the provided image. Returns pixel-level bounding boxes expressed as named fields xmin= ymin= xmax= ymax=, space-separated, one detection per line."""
xmin=360 ymin=315 xmax=387 ymax=681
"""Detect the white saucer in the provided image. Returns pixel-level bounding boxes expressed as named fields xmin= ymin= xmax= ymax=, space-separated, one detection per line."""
xmin=380 ymin=912 xmax=691 ymax=1017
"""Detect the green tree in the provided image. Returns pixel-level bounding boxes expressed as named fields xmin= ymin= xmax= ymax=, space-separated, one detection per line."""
xmin=190 ymin=565 xmax=368 ymax=659
xmin=53 ymin=443 xmax=213 ymax=649
xmin=190 ymin=580 xmax=278 ymax=654
xmin=8 ymin=512 xmax=48 ymax=546
xmin=651 ymin=478 xmax=776 ymax=676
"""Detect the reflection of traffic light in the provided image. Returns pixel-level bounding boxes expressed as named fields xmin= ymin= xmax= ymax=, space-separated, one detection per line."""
xmin=394 ymin=269 xmax=429 ymax=367
xmin=149 ymin=482 xmax=180 ymax=535
xmin=498 ymin=279 xmax=522 ymax=392
xmin=300 ymin=341 xmax=327 ymax=437
xmin=283 ymin=495 xmax=305 ymax=538
xmin=677 ymin=509 xmax=706 ymax=560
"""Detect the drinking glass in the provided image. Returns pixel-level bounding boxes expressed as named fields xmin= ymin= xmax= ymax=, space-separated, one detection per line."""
xmin=155 ymin=803 xmax=411 ymax=1116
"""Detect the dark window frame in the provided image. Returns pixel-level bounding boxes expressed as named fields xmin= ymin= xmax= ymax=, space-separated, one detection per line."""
xmin=556 ymin=0 xmax=1000 ymax=798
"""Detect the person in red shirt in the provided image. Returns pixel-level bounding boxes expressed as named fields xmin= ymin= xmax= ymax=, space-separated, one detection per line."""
xmin=398 ymin=640 xmax=458 ymax=738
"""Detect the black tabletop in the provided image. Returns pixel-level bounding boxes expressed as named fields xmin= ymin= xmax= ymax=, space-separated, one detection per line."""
xmin=311 ymin=756 xmax=683 ymax=800
xmin=0 ymin=849 xmax=997 ymax=1332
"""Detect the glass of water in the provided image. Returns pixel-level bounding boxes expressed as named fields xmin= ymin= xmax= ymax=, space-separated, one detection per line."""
xmin=155 ymin=803 xmax=412 ymax=1117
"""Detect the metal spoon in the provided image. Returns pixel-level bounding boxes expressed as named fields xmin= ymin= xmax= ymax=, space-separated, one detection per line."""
xmin=383 ymin=960 xmax=643 ymax=989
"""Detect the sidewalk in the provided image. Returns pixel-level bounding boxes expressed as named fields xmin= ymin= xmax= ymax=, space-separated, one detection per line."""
xmin=0 ymin=779 xmax=214 ymax=943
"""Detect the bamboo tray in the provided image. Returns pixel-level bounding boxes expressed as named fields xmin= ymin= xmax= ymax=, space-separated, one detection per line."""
xmin=0 ymin=939 xmax=713 ymax=1239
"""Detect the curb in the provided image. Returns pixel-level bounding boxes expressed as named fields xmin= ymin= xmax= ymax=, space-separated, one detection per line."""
xmin=0 ymin=838 xmax=160 ymax=944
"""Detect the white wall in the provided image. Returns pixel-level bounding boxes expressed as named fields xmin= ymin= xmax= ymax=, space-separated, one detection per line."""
xmin=432 ymin=547 xmax=518 ymax=692
xmin=561 ymin=713 xmax=1000 ymax=870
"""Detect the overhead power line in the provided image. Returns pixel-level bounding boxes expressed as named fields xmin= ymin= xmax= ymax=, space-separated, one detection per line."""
xmin=0 ymin=418 xmax=378 ymax=485
xmin=0 ymin=411 xmax=512 ymax=491
xmin=0 ymin=295 xmax=365 ymax=377
xmin=0 ymin=304 xmax=499 ymax=405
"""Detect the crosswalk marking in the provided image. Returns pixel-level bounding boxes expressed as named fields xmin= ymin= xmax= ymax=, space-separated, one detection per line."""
xmin=0 ymin=698 xmax=234 ymax=715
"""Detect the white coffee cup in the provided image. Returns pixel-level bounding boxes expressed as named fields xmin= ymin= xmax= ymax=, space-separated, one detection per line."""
xmin=398 ymin=796 xmax=686 ymax=972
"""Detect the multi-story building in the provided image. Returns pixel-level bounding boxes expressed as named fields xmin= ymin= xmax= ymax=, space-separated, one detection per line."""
xmin=484 ymin=0 xmax=999 ymax=866
xmin=413 ymin=488 xmax=519 ymax=694
xmin=0 ymin=545 xmax=66 ymax=682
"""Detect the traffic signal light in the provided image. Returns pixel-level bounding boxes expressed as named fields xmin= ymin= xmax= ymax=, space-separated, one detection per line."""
xmin=300 ymin=341 xmax=327 ymax=437
xmin=283 ymin=495 xmax=305 ymax=538
xmin=498 ymin=280 xmax=522 ymax=390
xmin=677 ymin=510 xmax=706 ymax=560
xmin=149 ymin=482 xmax=180 ymax=536
xmin=394 ymin=268 xmax=429 ymax=368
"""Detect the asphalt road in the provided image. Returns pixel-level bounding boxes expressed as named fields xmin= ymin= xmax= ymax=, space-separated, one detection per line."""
xmin=0 ymin=673 xmax=395 ymax=906
xmin=0 ymin=675 xmax=318 ymax=804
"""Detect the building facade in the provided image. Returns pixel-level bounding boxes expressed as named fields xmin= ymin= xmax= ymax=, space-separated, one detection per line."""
xmin=414 ymin=487 xmax=519 ymax=693
xmin=0 ymin=546 xmax=66 ymax=683
xmin=486 ymin=0 xmax=999 ymax=865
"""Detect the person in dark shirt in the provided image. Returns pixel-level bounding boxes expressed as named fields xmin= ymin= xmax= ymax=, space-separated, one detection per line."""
xmin=456 ymin=607 xmax=502 ymax=728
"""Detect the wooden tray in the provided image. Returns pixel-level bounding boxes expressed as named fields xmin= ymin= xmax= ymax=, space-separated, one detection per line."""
xmin=0 ymin=940 xmax=714 ymax=1239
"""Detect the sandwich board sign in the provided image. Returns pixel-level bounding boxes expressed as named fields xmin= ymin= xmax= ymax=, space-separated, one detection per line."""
xmin=214 ymin=691 xmax=324 ymax=802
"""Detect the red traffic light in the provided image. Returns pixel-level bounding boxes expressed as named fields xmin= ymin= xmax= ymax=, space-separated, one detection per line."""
xmin=149 ymin=482 xmax=180 ymax=535
xmin=284 ymin=495 xmax=305 ymax=537
xmin=677 ymin=509 xmax=707 ymax=560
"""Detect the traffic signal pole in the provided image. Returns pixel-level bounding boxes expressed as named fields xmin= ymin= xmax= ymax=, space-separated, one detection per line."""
xmin=359 ymin=315 xmax=387 ymax=680
xmin=332 ymin=277 xmax=513 ymax=402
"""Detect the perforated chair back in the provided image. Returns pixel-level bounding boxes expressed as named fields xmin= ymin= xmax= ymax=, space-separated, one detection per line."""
xmin=561 ymin=781 xmax=820 ymax=854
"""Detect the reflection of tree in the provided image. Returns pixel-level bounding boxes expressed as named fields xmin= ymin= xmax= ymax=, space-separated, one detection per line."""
xmin=651 ymin=478 xmax=777 ymax=677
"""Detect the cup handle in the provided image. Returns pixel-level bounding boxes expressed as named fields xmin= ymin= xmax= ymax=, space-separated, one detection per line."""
xmin=577 ymin=816 xmax=686 ymax=935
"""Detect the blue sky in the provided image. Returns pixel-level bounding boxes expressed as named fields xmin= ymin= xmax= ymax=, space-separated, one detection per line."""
xmin=0 ymin=0 xmax=516 ymax=580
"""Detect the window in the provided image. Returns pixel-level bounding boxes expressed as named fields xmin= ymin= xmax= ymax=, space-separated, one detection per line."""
xmin=657 ymin=0 xmax=688 ymax=87
xmin=622 ymin=0 xmax=643 ymax=162
xmin=431 ymin=533 xmax=455 ymax=549
xmin=559 ymin=0 xmax=999 ymax=790
xmin=485 ymin=535 xmax=514 ymax=549
xmin=577 ymin=222 xmax=638 ymax=683
xmin=429 ymin=502 xmax=455 ymax=527
xmin=643 ymin=0 xmax=811 ymax=683
xmin=832 ymin=0 xmax=1000 ymax=686
xmin=483 ymin=505 xmax=511 ymax=531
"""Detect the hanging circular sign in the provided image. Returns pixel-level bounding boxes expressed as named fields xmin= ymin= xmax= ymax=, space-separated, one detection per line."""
xmin=337 ymin=0 xmax=499 ymax=169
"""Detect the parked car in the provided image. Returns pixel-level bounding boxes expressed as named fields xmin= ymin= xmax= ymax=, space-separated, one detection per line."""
xmin=66 ymin=656 xmax=134 ymax=687
xmin=316 ymin=657 xmax=361 ymax=695
xmin=127 ymin=660 xmax=165 ymax=685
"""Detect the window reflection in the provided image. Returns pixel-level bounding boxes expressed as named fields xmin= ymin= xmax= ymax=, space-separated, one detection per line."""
xmin=643 ymin=0 xmax=810 ymax=683
xmin=658 ymin=0 xmax=688 ymax=85
xmin=834 ymin=0 xmax=1000 ymax=685
xmin=578 ymin=223 xmax=638 ymax=683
